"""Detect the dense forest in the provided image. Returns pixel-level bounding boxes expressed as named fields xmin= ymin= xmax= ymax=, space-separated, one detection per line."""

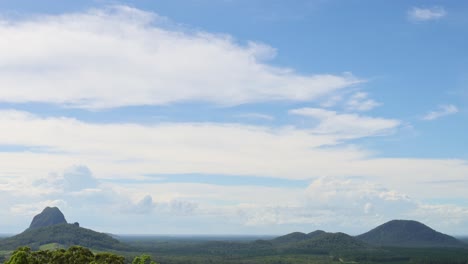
xmin=2 ymin=246 xmax=157 ymax=264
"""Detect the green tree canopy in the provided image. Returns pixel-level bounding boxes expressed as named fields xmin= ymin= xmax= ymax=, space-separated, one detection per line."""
xmin=5 ymin=246 xmax=126 ymax=264
xmin=131 ymin=254 xmax=158 ymax=264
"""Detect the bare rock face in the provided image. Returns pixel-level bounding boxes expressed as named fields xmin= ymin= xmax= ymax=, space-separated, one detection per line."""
xmin=29 ymin=207 xmax=67 ymax=229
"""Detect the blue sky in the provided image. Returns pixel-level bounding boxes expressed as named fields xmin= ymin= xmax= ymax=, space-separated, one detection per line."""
xmin=0 ymin=0 xmax=467 ymax=235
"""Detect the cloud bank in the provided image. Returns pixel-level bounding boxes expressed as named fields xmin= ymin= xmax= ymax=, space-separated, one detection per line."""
xmin=0 ymin=6 xmax=361 ymax=109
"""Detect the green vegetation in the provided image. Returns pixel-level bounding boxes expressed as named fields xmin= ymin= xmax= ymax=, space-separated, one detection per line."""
xmin=3 ymin=246 xmax=158 ymax=264
xmin=132 ymin=254 xmax=158 ymax=264
xmin=2 ymin=236 xmax=468 ymax=264
xmin=0 ymin=224 xmax=128 ymax=251
xmin=116 ymin=233 xmax=468 ymax=264
xmin=38 ymin=243 xmax=64 ymax=251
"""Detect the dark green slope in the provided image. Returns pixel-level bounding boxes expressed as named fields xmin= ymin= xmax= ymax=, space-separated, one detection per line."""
xmin=307 ymin=230 xmax=326 ymax=238
xmin=282 ymin=232 xmax=371 ymax=254
xmin=357 ymin=219 xmax=464 ymax=247
xmin=271 ymin=232 xmax=309 ymax=244
xmin=28 ymin=206 xmax=67 ymax=229
xmin=271 ymin=230 xmax=327 ymax=245
xmin=0 ymin=223 xmax=128 ymax=251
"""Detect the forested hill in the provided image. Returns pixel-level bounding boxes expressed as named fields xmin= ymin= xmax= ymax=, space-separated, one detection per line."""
xmin=0 ymin=223 xmax=129 ymax=251
xmin=357 ymin=219 xmax=465 ymax=247
xmin=270 ymin=230 xmax=373 ymax=254
xmin=0 ymin=207 xmax=129 ymax=251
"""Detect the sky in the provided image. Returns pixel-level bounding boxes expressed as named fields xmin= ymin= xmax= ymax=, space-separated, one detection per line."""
xmin=0 ymin=0 xmax=467 ymax=236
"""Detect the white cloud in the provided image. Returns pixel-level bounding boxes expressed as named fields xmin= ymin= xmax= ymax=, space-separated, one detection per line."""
xmin=408 ymin=7 xmax=447 ymax=22
xmin=345 ymin=92 xmax=380 ymax=112
xmin=62 ymin=165 xmax=99 ymax=192
xmin=305 ymin=177 xmax=415 ymax=217
xmin=289 ymin=107 xmax=400 ymax=139
xmin=233 ymin=177 xmax=416 ymax=228
xmin=0 ymin=109 xmax=361 ymax=180
xmin=0 ymin=110 xmax=467 ymax=192
xmin=423 ymin=104 xmax=458 ymax=120
xmin=0 ymin=110 xmax=468 ymax=233
xmin=3 ymin=161 xmax=468 ymax=234
xmin=10 ymin=200 xmax=67 ymax=216
xmin=320 ymin=94 xmax=343 ymax=108
xmin=126 ymin=195 xmax=156 ymax=214
xmin=0 ymin=6 xmax=361 ymax=109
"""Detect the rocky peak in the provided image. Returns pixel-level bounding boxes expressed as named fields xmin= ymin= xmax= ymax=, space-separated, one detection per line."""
xmin=29 ymin=207 xmax=67 ymax=229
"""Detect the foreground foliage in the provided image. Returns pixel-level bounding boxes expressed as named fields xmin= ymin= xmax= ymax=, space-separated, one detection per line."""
xmin=3 ymin=246 xmax=158 ymax=264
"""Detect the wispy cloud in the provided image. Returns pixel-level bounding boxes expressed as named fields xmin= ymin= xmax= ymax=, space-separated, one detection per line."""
xmin=0 ymin=6 xmax=362 ymax=109
xmin=408 ymin=6 xmax=447 ymax=22
xmin=290 ymin=107 xmax=399 ymax=139
xmin=423 ymin=104 xmax=458 ymax=120
xmin=346 ymin=92 xmax=380 ymax=112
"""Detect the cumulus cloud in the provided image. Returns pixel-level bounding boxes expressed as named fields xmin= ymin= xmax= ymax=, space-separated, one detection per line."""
xmin=63 ymin=166 xmax=99 ymax=192
xmin=33 ymin=165 xmax=99 ymax=193
xmin=0 ymin=6 xmax=361 ymax=109
xmin=345 ymin=92 xmax=380 ymax=112
xmin=289 ymin=107 xmax=400 ymax=139
xmin=127 ymin=195 xmax=156 ymax=214
xmin=3 ymin=163 xmax=468 ymax=234
xmin=408 ymin=7 xmax=447 ymax=22
xmin=305 ymin=177 xmax=416 ymax=218
xmin=225 ymin=177 xmax=468 ymax=234
xmin=423 ymin=104 xmax=458 ymax=120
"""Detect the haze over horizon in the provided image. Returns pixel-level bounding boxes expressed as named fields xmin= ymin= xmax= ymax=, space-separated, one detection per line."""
xmin=0 ymin=0 xmax=467 ymax=236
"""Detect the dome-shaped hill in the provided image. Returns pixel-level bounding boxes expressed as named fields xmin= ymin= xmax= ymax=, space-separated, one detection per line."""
xmin=271 ymin=232 xmax=309 ymax=244
xmin=271 ymin=230 xmax=371 ymax=255
xmin=272 ymin=230 xmax=328 ymax=245
xmin=356 ymin=220 xmax=464 ymax=248
xmin=294 ymin=232 xmax=369 ymax=253
xmin=307 ymin=230 xmax=326 ymax=238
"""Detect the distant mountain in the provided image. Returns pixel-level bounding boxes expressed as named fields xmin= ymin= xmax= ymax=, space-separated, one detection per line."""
xmin=271 ymin=230 xmax=372 ymax=256
xmin=357 ymin=220 xmax=464 ymax=248
xmin=295 ymin=232 xmax=368 ymax=253
xmin=271 ymin=230 xmax=326 ymax=245
xmin=0 ymin=224 xmax=128 ymax=251
xmin=29 ymin=206 xmax=67 ymax=229
xmin=0 ymin=207 xmax=129 ymax=251
xmin=307 ymin=230 xmax=327 ymax=238
xmin=271 ymin=232 xmax=309 ymax=244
